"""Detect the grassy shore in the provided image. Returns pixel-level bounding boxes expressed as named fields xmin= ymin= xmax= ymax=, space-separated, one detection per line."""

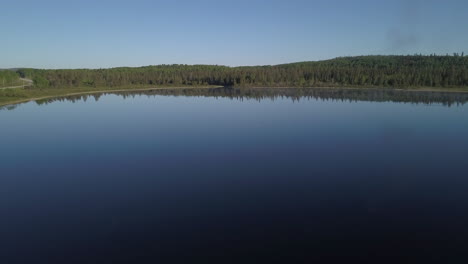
xmin=1 ymin=85 xmax=468 ymax=107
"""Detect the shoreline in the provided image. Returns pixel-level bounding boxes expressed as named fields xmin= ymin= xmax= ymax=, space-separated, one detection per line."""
xmin=0 ymin=86 xmax=222 ymax=107
xmin=243 ymin=86 xmax=468 ymax=93
xmin=1 ymin=85 xmax=468 ymax=108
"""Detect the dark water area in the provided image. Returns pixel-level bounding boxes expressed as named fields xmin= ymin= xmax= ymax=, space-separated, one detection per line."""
xmin=1 ymin=88 xmax=468 ymax=263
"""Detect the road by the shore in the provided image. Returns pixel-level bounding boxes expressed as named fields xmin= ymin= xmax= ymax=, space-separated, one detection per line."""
xmin=0 ymin=78 xmax=33 ymax=89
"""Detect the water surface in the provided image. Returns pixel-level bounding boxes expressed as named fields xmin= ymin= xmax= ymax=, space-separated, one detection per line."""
xmin=1 ymin=88 xmax=468 ymax=262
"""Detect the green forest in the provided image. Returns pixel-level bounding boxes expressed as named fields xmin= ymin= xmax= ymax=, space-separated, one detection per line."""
xmin=0 ymin=70 xmax=21 ymax=87
xmin=14 ymin=55 xmax=468 ymax=89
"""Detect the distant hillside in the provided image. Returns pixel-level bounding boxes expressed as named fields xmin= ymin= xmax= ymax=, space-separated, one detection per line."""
xmin=17 ymin=55 xmax=468 ymax=89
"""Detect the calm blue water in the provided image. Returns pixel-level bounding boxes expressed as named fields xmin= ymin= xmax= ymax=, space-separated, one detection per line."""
xmin=1 ymin=89 xmax=468 ymax=262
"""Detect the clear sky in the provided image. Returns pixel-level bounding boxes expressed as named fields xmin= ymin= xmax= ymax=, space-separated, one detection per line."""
xmin=1 ymin=0 xmax=467 ymax=68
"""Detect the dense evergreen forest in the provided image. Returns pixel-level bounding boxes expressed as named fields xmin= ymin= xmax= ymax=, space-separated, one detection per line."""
xmin=14 ymin=55 xmax=468 ymax=89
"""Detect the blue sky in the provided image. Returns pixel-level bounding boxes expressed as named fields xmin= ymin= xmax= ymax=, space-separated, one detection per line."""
xmin=1 ymin=0 xmax=467 ymax=68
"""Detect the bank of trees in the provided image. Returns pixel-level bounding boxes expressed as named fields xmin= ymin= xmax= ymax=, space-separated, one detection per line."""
xmin=0 ymin=70 xmax=20 ymax=87
xmin=17 ymin=55 xmax=468 ymax=89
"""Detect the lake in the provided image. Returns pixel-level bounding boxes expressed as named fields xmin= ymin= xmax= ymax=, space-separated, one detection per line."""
xmin=1 ymin=88 xmax=468 ymax=262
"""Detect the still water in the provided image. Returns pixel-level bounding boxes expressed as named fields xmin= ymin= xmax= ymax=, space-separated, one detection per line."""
xmin=1 ymin=88 xmax=468 ymax=262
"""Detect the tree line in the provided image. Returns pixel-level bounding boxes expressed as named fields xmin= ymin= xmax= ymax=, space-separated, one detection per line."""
xmin=16 ymin=55 xmax=468 ymax=89
xmin=0 ymin=70 xmax=20 ymax=87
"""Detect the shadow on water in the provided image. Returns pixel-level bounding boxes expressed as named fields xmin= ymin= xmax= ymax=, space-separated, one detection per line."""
xmin=2 ymin=87 xmax=468 ymax=111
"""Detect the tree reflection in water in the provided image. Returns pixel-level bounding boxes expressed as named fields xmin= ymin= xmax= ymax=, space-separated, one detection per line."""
xmin=3 ymin=87 xmax=468 ymax=111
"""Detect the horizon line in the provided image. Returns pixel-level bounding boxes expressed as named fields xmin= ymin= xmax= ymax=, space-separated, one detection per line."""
xmin=3 ymin=53 xmax=466 ymax=70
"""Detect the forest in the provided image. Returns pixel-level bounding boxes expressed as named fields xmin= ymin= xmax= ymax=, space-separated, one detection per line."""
xmin=0 ymin=70 xmax=21 ymax=87
xmin=10 ymin=54 xmax=468 ymax=89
